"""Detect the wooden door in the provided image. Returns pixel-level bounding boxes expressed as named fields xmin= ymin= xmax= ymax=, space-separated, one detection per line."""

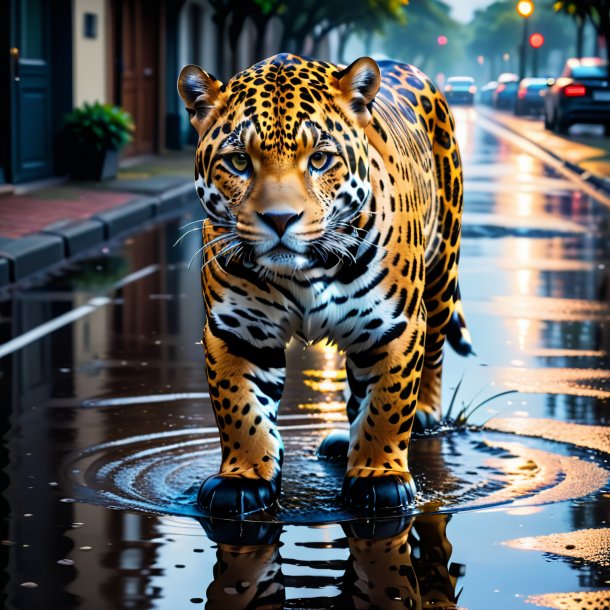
xmin=8 ymin=0 xmax=53 ymax=182
xmin=120 ymin=0 xmax=160 ymax=156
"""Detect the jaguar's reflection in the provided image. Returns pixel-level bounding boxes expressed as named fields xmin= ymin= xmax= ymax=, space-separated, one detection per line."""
xmin=200 ymin=514 xmax=465 ymax=609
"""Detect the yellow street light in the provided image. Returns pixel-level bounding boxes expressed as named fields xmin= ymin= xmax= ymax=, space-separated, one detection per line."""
xmin=516 ymin=0 xmax=534 ymax=18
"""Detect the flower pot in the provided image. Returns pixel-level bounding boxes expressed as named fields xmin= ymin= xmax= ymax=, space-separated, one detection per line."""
xmin=69 ymin=148 xmax=120 ymax=181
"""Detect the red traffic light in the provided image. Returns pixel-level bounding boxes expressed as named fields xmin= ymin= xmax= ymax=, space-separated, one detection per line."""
xmin=529 ymin=33 xmax=544 ymax=48
xmin=437 ymin=35 xmax=448 ymax=46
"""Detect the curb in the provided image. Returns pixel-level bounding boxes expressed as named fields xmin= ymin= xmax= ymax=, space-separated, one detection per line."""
xmin=0 ymin=182 xmax=197 ymax=287
xmin=479 ymin=108 xmax=610 ymax=197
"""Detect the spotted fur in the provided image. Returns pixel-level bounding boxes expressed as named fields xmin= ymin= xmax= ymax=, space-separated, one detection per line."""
xmin=178 ymin=53 xmax=472 ymax=516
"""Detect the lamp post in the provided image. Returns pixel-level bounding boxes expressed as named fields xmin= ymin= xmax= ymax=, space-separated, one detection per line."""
xmin=529 ymin=32 xmax=544 ymax=76
xmin=516 ymin=0 xmax=534 ymax=80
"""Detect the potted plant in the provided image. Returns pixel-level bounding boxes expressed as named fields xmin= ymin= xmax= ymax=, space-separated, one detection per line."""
xmin=63 ymin=102 xmax=134 ymax=181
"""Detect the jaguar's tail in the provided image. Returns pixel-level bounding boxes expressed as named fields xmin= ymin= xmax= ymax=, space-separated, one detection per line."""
xmin=447 ymin=284 xmax=475 ymax=356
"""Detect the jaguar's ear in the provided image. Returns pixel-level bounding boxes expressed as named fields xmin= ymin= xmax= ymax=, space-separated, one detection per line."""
xmin=335 ymin=57 xmax=381 ymax=128
xmin=178 ymin=65 xmax=225 ymax=137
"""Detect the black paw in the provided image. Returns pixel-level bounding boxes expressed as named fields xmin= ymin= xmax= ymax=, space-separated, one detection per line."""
xmin=317 ymin=429 xmax=350 ymax=463
xmin=197 ymin=473 xmax=280 ymax=517
xmin=341 ymin=472 xmax=416 ymax=512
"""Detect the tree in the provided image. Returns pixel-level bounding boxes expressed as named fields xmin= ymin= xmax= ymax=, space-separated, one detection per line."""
xmin=277 ymin=0 xmax=407 ymax=57
xmin=553 ymin=1 xmax=592 ymax=57
xmin=207 ymin=0 xmax=408 ymax=79
xmin=465 ymin=1 xmax=574 ymax=81
xmin=381 ymin=0 xmax=463 ymax=75
xmin=553 ymin=0 xmax=610 ymax=78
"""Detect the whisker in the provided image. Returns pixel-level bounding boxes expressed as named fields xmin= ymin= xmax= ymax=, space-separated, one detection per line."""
xmin=188 ymin=243 xmax=206 ymax=269
xmin=173 ymin=226 xmax=204 ymax=247
xmin=201 ymin=242 xmax=240 ymax=271
xmin=202 ymin=232 xmax=237 ymax=252
xmin=179 ymin=218 xmax=206 ymax=230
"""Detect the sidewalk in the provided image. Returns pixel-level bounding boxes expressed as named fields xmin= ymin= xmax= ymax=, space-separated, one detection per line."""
xmin=478 ymin=106 xmax=610 ymax=196
xmin=0 ymin=151 xmax=199 ymax=288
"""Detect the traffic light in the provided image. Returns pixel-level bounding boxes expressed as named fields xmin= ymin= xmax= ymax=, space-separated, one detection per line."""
xmin=437 ymin=35 xmax=448 ymax=46
xmin=529 ymin=33 xmax=544 ymax=48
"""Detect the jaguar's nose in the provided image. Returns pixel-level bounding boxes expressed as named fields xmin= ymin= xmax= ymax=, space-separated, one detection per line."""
xmin=256 ymin=210 xmax=303 ymax=237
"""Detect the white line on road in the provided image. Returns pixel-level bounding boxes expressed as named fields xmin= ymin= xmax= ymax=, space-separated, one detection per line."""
xmin=84 ymin=392 xmax=210 ymax=407
xmin=0 ymin=296 xmax=111 ymax=359
xmin=113 ymin=264 xmax=159 ymax=289
xmin=0 ymin=264 xmax=160 ymax=360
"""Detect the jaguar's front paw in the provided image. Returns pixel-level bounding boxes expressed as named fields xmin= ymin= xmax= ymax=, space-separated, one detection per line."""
xmin=341 ymin=469 xmax=416 ymax=511
xmin=198 ymin=473 xmax=280 ymax=517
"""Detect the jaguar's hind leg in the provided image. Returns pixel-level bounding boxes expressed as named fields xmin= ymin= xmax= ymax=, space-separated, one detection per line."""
xmin=415 ymin=356 xmax=444 ymax=432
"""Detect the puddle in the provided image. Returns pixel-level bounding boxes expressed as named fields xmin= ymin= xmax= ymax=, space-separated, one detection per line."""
xmin=62 ymin=421 xmax=609 ymax=523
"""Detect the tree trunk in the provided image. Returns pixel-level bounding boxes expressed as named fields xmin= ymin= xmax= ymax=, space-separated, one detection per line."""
xmin=337 ymin=26 xmax=351 ymax=65
xmin=312 ymin=33 xmax=324 ymax=58
xmin=311 ymin=22 xmax=335 ymax=59
xmin=576 ymin=16 xmax=584 ymax=58
xmin=294 ymin=31 xmax=308 ymax=56
xmin=596 ymin=5 xmax=610 ymax=82
xmin=229 ymin=11 xmax=247 ymax=75
xmin=363 ymin=31 xmax=373 ymax=56
xmin=253 ymin=19 xmax=270 ymax=60
xmin=215 ymin=15 xmax=227 ymax=81
xmin=280 ymin=22 xmax=293 ymax=53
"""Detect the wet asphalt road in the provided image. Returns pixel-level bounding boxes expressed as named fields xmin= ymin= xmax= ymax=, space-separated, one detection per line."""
xmin=1 ymin=108 xmax=610 ymax=610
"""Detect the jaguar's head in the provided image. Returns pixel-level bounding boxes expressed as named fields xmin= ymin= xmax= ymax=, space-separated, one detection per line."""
xmin=178 ymin=54 xmax=381 ymax=274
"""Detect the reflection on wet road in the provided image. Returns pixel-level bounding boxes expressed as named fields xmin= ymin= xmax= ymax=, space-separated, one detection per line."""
xmin=1 ymin=107 xmax=610 ymax=609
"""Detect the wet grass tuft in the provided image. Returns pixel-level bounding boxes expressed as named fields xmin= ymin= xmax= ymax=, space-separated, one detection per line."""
xmin=417 ymin=377 xmax=518 ymax=437
xmin=448 ymin=376 xmax=517 ymax=427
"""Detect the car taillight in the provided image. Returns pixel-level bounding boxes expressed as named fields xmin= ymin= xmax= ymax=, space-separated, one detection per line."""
xmin=445 ymin=85 xmax=453 ymax=92
xmin=497 ymin=84 xmax=506 ymax=93
xmin=563 ymin=84 xmax=586 ymax=97
xmin=469 ymin=85 xmax=477 ymax=94
xmin=518 ymin=89 xmax=526 ymax=99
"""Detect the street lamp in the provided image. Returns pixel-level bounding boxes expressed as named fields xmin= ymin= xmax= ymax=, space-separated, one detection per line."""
xmin=516 ymin=1 xmax=534 ymax=80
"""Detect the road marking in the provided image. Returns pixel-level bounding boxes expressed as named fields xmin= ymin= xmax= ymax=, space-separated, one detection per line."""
xmin=84 ymin=392 xmax=210 ymax=407
xmin=0 ymin=264 xmax=159 ymax=360
xmin=113 ymin=264 xmax=159 ymax=289
xmin=0 ymin=296 xmax=111 ymax=359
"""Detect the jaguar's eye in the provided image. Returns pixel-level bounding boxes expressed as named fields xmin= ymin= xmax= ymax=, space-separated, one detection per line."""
xmin=309 ymin=151 xmax=332 ymax=173
xmin=227 ymin=153 xmax=251 ymax=175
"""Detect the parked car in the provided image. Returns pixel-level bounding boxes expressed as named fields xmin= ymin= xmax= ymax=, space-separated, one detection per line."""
xmin=444 ymin=76 xmax=476 ymax=105
xmin=493 ymin=74 xmax=520 ymax=110
xmin=514 ymin=78 xmax=548 ymax=116
xmin=479 ymin=81 xmax=498 ymax=106
xmin=544 ymin=57 xmax=610 ymax=134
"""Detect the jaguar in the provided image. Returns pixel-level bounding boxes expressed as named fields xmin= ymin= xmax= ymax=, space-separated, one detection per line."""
xmin=177 ymin=53 xmax=472 ymax=516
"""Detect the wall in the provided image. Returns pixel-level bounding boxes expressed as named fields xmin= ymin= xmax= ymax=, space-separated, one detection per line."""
xmin=73 ymin=0 xmax=108 ymax=106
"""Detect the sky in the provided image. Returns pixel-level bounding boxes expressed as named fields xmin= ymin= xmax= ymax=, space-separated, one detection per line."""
xmin=446 ymin=0 xmax=495 ymax=23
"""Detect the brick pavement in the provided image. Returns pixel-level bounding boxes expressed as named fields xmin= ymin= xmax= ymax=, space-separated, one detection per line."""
xmin=0 ymin=151 xmax=199 ymax=286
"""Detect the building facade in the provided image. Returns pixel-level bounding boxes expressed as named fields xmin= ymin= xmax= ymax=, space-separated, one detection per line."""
xmin=0 ymin=0 xmax=339 ymax=187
